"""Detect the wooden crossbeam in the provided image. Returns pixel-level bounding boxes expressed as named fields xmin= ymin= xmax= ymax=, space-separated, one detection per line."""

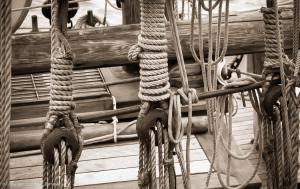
xmin=12 ymin=10 xmax=294 ymax=74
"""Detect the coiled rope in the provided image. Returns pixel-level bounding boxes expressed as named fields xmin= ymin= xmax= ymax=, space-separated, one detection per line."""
xmin=129 ymin=0 xmax=201 ymax=188
xmin=128 ymin=0 xmax=170 ymax=102
xmin=0 ymin=0 xmax=12 ymax=187
xmin=41 ymin=0 xmax=83 ymax=188
xmin=128 ymin=1 xmax=175 ymax=189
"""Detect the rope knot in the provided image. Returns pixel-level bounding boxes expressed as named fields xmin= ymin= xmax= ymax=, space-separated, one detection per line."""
xmin=138 ymin=169 xmax=150 ymax=187
xmin=128 ymin=44 xmax=142 ymax=62
xmin=177 ymin=88 xmax=198 ymax=105
xmin=189 ymin=88 xmax=199 ymax=103
xmin=66 ymin=161 xmax=78 ymax=176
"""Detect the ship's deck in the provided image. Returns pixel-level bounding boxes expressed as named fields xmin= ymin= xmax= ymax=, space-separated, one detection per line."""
xmin=10 ymin=100 xmax=287 ymax=189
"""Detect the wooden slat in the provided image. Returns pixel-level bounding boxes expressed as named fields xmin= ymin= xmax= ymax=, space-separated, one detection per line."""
xmin=11 ymin=68 xmax=110 ymax=104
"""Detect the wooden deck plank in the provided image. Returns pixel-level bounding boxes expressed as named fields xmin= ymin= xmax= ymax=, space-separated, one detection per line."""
xmin=11 ymin=99 xmax=298 ymax=189
xmin=11 ymin=148 xmax=207 ymax=180
xmin=10 ymin=136 xmax=200 ymax=168
xmin=10 ymin=160 xmax=211 ymax=189
xmin=195 ymin=133 xmax=261 ymax=186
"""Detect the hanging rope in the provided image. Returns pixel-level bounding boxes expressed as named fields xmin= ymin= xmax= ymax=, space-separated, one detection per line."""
xmin=190 ymin=0 xmax=233 ymax=187
xmin=41 ymin=0 xmax=83 ymax=188
xmin=0 ymin=0 xmax=12 ymax=187
xmin=213 ymin=90 xmax=263 ymax=189
xmin=260 ymin=0 xmax=300 ymax=188
xmin=128 ymin=1 xmax=176 ymax=188
xmin=129 ymin=0 xmax=201 ymax=188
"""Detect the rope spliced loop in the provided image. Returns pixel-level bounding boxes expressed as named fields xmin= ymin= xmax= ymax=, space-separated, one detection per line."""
xmin=41 ymin=0 xmax=83 ymax=188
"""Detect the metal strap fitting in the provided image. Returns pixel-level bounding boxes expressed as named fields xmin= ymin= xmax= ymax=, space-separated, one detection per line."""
xmin=262 ymin=84 xmax=282 ymax=117
xmin=136 ymin=109 xmax=168 ymax=144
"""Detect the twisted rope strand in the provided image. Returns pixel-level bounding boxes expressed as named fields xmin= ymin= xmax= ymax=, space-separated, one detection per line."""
xmin=0 ymin=0 xmax=11 ymax=187
xmin=128 ymin=0 xmax=170 ymax=102
xmin=41 ymin=1 xmax=83 ymax=189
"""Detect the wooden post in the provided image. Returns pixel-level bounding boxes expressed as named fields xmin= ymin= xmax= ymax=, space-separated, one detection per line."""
xmin=31 ymin=15 xmax=39 ymax=32
xmin=87 ymin=10 xmax=94 ymax=26
xmin=122 ymin=0 xmax=140 ymax=25
xmin=121 ymin=0 xmax=140 ymax=73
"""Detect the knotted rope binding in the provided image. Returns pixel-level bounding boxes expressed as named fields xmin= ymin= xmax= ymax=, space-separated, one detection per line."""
xmin=41 ymin=0 xmax=83 ymax=188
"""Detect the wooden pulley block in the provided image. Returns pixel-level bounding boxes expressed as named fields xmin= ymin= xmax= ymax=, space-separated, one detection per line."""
xmin=42 ymin=128 xmax=80 ymax=164
xmin=262 ymin=84 xmax=282 ymax=117
xmin=41 ymin=0 xmax=79 ymax=27
xmin=136 ymin=109 xmax=168 ymax=144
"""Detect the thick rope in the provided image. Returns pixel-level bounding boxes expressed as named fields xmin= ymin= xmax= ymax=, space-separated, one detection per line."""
xmin=132 ymin=0 xmax=200 ymax=188
xmin=41 ymin=0 xmax=83 ymax=188
xmin=137 ymin=122 xmax=171 ymax=189
xmin=293 ymin=0 xmax=300 ymax=75
xmin=290 ymin=1 xmax=300 ymax=187
xmin=273 ymin=107 xmax=283 ymax=189
xmin=0 ymin=0 xmax=12 ymax=187
xmin=128 ymin=0 xmax=170 ymax=102
xmin=288 ymin=86 xmax=300 ymax=189
xmin=261 ymin=3 xmax=299 ymax=188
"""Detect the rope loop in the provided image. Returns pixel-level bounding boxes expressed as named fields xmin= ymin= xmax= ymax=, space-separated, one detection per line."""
xmin=177 ymin=88 xmax=198 ymax=105
xmin=128 ymin=44 xmax=142 ymax=62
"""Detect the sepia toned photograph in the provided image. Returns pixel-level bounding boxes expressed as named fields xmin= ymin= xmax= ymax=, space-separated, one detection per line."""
xmin=0 ymin=0 xmax=298 ymax=188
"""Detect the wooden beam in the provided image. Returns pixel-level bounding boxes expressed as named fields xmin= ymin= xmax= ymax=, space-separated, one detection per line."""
xmin=12 ymin=10 xmax=295 ymax=74
xmin=11 ymin=116 xmax=208 ymax=152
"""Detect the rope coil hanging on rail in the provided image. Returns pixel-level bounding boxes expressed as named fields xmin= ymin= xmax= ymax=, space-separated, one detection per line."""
xmin=41 ymin=0 xmax=83 ymax=188
xmin=128 ymin=0 xmax=170 ymax=102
